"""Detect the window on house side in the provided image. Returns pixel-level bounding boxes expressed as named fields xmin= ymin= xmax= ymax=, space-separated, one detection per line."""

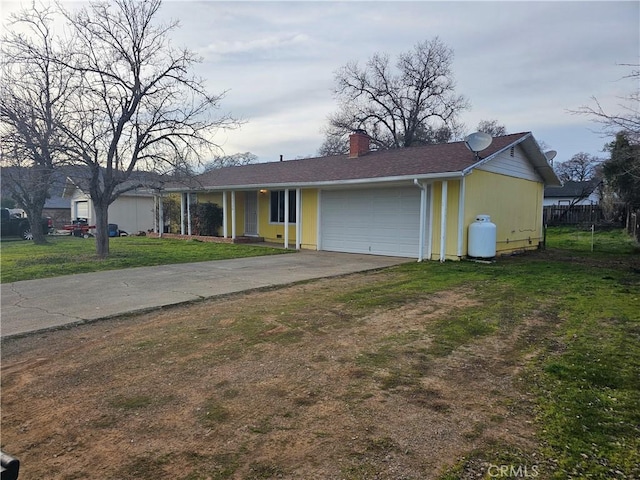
xmin=269 ymin=190 xmax=296 ymax=223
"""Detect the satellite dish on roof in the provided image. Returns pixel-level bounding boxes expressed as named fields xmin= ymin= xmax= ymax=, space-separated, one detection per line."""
xmin=464 ymin=132 xmax=493 ymax=154
xmin=544 ymin=150 xmax=557 ymax=162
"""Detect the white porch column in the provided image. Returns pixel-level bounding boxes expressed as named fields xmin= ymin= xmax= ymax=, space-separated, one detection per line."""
xmin=231 ymin=190 xmax=236 ymax=240
xmin=284 ymin=188 xmax=289 ymax=248
xmin=427 ymin=185 xmax=434 ymax=260
xmin=222 ymin=191 xmax=228 ymax=238
xmin=440 ymin=180 xmax=448 ymax=262
xmin=153 ymin=195 xmax=158 ymax=233
xmin=180 ymin=193 xmax=186 ymax=235
xmin=187 ymin=194 xmax=192 ymax=236
xmin=295 ymin=188 xmax=301 ymax=250
xmin=158 ymin=193 xmax=164 ymax=237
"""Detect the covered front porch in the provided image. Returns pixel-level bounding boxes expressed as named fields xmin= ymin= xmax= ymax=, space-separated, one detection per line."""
xmin=153 ymin=187 xmax=308 ymax=250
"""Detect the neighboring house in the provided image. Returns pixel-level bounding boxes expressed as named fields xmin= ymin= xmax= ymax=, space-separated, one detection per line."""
xmin=62 ymin=174 xmax=158 ymax=235
xmin=163 ymin=131 xmax=561 ymax=261
xmin=543 ymin=179 xmax=601 ymax=206
xmin=43 ymin=168 xmax=73 ymax=227
xmin=0 ymin=166 xmax=71 ymax=227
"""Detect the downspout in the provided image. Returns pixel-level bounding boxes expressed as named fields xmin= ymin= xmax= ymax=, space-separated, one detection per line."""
xmin=413 ymin=179 xmax=428 ymax=262
xmin=457 ymin=177 xmax=466 ymax=258
xmin=428 ymin=184 xmax=434 ymax=260
xmin=440 ymin=180 xmax=448 ymax=262
xmin=222 ymin=191 xmax=228 ymax=238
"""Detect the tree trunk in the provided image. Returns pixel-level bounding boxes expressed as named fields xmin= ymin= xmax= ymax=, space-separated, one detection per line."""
xmin=29 ymin=211 xmax=47 ymax=245
xmin=94 ymin=201 xmax=110 ymax=258
xmin=24 ymin=200 xmax=49 ymax=245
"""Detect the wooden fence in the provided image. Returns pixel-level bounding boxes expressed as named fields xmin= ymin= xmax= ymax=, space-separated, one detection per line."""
xmin=543 ymin=205 xmax=604 ymax=226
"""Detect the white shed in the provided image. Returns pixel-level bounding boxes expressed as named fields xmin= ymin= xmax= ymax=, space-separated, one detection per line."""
xmin=63 ymin=179 xmax=155 ymax=235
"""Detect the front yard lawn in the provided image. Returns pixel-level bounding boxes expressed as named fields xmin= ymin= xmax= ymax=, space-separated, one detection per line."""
xmin=0 ymin=235 xmax=290 ymax=283
xmin=1 ymin=227 xmax=638 ymax=479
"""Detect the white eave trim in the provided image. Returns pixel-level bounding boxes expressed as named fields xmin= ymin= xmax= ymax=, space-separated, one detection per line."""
xmin=461 ymin=132 xmax=561 ymax=186
xmin=163 ymin=171 xmax=466 ymax=193
xmin=461 ymin=133 xmax=533 ymax=175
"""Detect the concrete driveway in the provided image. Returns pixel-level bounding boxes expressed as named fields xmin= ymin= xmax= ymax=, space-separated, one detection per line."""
xmin=1 ymin=251 xmax=410 ymax=338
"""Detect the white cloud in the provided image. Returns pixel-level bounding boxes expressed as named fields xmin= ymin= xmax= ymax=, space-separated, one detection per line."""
xmin=2 ymin=0 xmax=638 ymax=163
xmin=200 ymin=33 xmax=310 ymax=60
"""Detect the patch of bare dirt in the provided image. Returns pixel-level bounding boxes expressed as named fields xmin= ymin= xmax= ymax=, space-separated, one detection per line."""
xmin=1 ymin=271 xmax=549 ymax=479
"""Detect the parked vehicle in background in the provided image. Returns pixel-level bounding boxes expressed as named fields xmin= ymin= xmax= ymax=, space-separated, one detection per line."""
xmin=0 ymin=208 xmax=53 ymax=240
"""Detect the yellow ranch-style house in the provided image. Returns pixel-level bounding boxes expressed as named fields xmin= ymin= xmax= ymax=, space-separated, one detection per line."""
xmin=159 ymin=131 xmax=561 ymax=261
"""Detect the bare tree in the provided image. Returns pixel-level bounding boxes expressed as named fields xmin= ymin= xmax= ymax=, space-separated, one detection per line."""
xmin=320 ymin=37 xmax=468 ymax=154
xmin=203 ymin=152 xmax=257 ymax=171
xmin=554 ymin=152 xmax=602 ymax=183
xmin=317 ymin=133 xmax=349 ymax=157
xmin=571 ymin=65 xmax=639 ymax=219
xmin=476 ymin=119 xmax=507 ymax=137
xmin=57 ymin=0 xmax=239 ymax=257
xmin=0 ymin=5 xmax=75 ymax=243
xmin=571 ymin=64 xmax=639 ymax=142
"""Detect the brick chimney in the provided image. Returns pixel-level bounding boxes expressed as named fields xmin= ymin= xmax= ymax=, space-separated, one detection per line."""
xmin=349 ymin=129 xmax=370 ymax=158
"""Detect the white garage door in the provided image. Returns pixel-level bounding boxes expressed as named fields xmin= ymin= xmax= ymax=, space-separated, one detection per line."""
xmin=75 ymin=201 xmax=89 ymax=220
xmin=320 ymin=187 xmax=422 ymax=257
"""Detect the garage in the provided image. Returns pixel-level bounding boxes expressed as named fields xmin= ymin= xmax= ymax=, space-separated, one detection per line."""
xmin=320 ymin=186 xmax=423 ymax=257
xmin=74 ymin=200 xmax=89 ymax=220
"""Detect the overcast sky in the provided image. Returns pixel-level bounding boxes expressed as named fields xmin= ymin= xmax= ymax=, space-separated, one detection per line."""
xmin=2 ymin=1 xmax=639 ymax=166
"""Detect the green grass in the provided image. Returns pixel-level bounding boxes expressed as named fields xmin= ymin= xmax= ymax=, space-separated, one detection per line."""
xmin=435 ymin=227 xmax=640 ymax=479
xmin=546 ymin=225 xmax=640 ymax=254
xmin=2 ymin=226 xmax=639 ymax=479
xmin=0 ymin=235 xmax=290 ymax=283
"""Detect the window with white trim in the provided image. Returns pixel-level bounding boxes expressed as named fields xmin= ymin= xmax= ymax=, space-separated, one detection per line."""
xmin=269 ymin=190 xmax=296 ymax=223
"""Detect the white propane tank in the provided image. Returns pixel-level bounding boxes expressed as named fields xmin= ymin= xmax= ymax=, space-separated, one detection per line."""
xmin=468 ymin=215 xmax=496 ymax=258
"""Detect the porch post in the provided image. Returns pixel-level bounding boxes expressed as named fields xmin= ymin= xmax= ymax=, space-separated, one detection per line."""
xmin=427 ymin=185 xmax=434 ymax=260
xmin=153 ymin=195 xmax=158 ymax=233
xmin=440 ymin=180 xmax=448 ymax=262
xmin=295 ymin=188 xmax=301 ymax=250
xmin=231 ymin=190 xmax=236 ymax=240
xmin=158 ymin=193 xmax=164 ymax=237
xmin=180 ymin=193 xmax=185 ymax=235
xmin=222 ymin=191 xmax=228 ymax=238
xmin=284 ymin=188 xmax=289 ymax=249
xmin=187 ymin=194 xmax=192 ymax=236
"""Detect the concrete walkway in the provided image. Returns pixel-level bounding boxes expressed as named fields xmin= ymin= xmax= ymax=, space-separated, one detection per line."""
xmin=1 ymin=251 xmax=410 ymax=338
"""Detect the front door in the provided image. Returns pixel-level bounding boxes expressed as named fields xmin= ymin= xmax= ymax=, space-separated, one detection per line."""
xmin=244 ymin=191 xmax=258 ymax=236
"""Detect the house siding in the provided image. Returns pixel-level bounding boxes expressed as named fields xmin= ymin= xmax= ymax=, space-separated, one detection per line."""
xmin=429 ymin=180 xmax=462 ymax=261
xmin=478 ymin=144 xmax=539 ymax=182
xmin=249 ymin=189 xmax=312 ymax=247
xmin=190 ymin=189 xmax=318 ymax=248
xmin=464 ymin=169 xmax=543 ymax=255
xmin=543 ymin=192 xmax=599 ymax=206
xmin=300 ymin=189 xmax=318 ymax=250
xmin=70 ymin=188 xmax=154 ymax=234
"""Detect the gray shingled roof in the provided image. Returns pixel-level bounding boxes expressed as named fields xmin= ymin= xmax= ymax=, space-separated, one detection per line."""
xmin=544 ymin=179 xmax=601 ymax=198
xmin=166 ymin=132 xmax=560 ymax=191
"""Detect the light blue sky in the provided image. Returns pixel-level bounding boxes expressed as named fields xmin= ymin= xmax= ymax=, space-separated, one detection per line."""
xmin=2 ymin=1 xmax=639 ymax=165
